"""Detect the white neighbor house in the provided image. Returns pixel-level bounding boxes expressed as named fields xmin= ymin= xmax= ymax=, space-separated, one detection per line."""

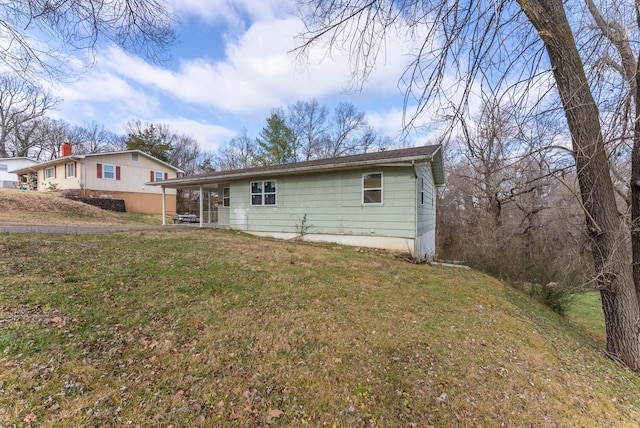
xmin=1 ymin=157 xmax=40 ymax=188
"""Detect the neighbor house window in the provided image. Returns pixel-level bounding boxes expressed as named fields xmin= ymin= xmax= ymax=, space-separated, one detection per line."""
xmin=97 ymin=163 xmax=120 ymax=180
xmin=45 ymin=166 xmax=55 ymax=179
xmin=363 ymin=172 xmax=382 ymax=204
xmin=251 ymin=180 xmax=276 ymax=206
xmin=103 ymin=164 xmax=115 ymax=180
xmin=150 ymin=170 xmax=168 ymax=182
xmin=222 ymin=187 xmax=230 ymax=207
xmin=66 ymin=162 xmax=75 ymax=179
xmin=131 ymin=153 xmax=139 ymax=162
xmin=0 ymin=164 xmax=7 ymax=172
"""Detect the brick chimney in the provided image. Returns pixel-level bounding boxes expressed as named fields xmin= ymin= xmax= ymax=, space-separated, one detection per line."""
xmin=61 ymin=142 xmax=72 ymax=157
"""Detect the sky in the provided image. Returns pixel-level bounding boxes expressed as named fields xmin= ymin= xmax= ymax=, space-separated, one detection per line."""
xmin=44 ymin=0 xmax=434 ymax=154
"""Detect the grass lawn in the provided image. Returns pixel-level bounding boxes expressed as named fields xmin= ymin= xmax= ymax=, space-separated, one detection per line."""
xmin=568 ymin=291 xmax=607 ymax=344
xmin=1 ymin=229 xmax=640 ymax=427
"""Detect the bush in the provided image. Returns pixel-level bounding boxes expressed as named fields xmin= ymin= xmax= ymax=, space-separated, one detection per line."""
xmin=528 ymin=282 xmax=576 ymax=317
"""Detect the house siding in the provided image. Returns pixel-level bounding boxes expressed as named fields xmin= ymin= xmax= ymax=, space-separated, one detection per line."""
xmin=227 ymin=167 xmax=417 ymax=239
xmin=415 ymin=163 xmax=437 ymax=258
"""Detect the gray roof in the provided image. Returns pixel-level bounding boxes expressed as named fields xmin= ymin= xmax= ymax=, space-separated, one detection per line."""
xmin=151 ymin=145 xmax=444 ymax=190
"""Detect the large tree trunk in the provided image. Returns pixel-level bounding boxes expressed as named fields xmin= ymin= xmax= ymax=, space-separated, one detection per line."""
xmin=633 ymin=3 xmax=640 ymax=301
xmin=518 ymin=0 xmax=640 ymax=369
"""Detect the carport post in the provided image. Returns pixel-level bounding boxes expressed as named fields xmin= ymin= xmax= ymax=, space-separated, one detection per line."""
xmin=199 ymin=186 xmax=204 ymax=227
xmin=161 ymin=187 xmax=166 ymax=225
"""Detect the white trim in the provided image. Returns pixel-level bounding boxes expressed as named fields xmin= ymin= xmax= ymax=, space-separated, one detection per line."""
xmin=250 ymin=180 xmax=277 ymax=206
xmin=102 ymin=163 xmax=116 ymax=180
xmin=362 ymin=172 xmax=383 ymax=205
xmin=66 ymin=162 xmax=75 ymax=178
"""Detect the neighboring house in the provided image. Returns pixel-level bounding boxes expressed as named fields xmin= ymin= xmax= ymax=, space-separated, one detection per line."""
xmin=0 ymin=157 xmax=40 ymax=188
xmin=12 ymin=145 xmax=182 ymax=214
xmin=149 ymin=145 xmax=445 ymax=258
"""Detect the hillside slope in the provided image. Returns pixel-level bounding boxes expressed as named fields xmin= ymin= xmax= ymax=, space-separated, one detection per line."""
xmin=0 ymin=188 xmax=158 ymax=224
xmin=1 ymin=229 xmax=639 ymax=426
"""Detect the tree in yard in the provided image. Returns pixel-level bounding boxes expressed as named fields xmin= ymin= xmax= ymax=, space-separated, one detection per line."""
xmin=296 ymin=0 xmax=640 ymax=369
xmin=286 ymin=98 xmax=329 ymax=161
xmin=256 ymin=112 xmax=297 ymax=165
xmin=214 ymin=128 xmax=257 ymax=171
xmin=0 ymin=74 xmax=57 ymax=158
xmin=0 ymin=0 xmax=176 ymax=82
xmin=124 ymin=120 xmax=173 ymax=163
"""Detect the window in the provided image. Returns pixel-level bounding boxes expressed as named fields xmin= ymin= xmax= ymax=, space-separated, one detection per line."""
xmin=131 ymin=153 xmax=139 ymax=162
xmin=45 ymin=166 xmax=55 ymax=179
xmin=420 ymin=177 xmax=424 ymax=206
xmin=154 ymin=171 xmax=164 ymax=182
xmin=222 ymin=187 xmax=230 ymax=207
xmin=103 ymin=164 xmax=115 ymax=180
xmin=66 ymin=162 xmax=75 ymax=178
xmin=251 ymin=180 xmax=276 ymax=206
xmin=0 ymin=164 xmax=7 ymax=172
xmin=363 ymin=172 xmax=382 ymax=204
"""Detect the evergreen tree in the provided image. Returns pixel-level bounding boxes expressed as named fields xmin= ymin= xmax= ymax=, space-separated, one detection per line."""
xmin=256 ymin=113 xmax=296 ymax=165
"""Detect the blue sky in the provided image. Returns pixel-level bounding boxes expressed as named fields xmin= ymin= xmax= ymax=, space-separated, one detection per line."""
xmin=45 ymin=0 xmax=435 ymax=153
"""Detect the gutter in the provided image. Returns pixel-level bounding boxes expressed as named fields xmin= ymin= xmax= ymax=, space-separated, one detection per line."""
xmin=147 ymin=153 xmax=436 ymax=188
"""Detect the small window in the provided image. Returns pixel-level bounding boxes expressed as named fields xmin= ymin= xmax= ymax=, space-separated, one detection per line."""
xmin=250 ymin=180 xmax=276 ymax=206
xmin=222 ymin=187 xmax=230 ymax=207
xmin=0 ymin=164 xmax=7 ymax=172
xmin=103 ymin=164 xmax=115 ymax=180
xmin=363 ymin=172 xmax=382 ymax=204
xmin=154 ymin=171 xmax=164 ymax=181
xmin=131 ymin=153 xmax=139 ymax=162
xmin=66 ymin=162 xmax=75 ymax=178
xmin=45 ymin=166 xmax=55 ymax=179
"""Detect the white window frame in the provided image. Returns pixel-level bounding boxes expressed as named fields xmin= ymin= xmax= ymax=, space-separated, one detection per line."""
xmin=362 ymin=172 xmax=383 ymax=205
xmin=103 ymin=164 xmax=116 ymax=180
xmin=45 ymin=166 xmax=55 ymax=180
xmin=250 ymin=180 xmax=277 ymax=206
xmin=154 ymin=171 xmax=164 ymax=181
xmin=66 ymin=162 xmax=75 ymax=178
xmin=222 ymin=187 xmax=230 ymax=207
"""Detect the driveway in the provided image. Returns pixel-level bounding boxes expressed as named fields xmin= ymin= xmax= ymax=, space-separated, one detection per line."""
xmin=0 ymin=223 xmax=199 ymax=235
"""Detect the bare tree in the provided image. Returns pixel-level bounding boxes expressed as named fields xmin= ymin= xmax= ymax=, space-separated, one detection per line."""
xmin=321 ymin=102 xmax=369 ymax=158
xmin=67 ymin=121 xmax=123 ymax=154
xmin=0 ymin=0 xmax=176 ymax=82
xmin=214 ymin=129 xmax=257 ymax=171
xmin=286 ymin=99 xmax=329 ymax=161
xmin=0 ymin=74 xmax=57 ymax=157
xmin=296 ymin=0 xmax=640 ymax=369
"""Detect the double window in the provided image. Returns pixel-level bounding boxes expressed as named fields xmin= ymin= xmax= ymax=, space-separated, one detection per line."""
xmin=251 ymin=180 xmax=276 ymax=206
xmin=363 ymin=172 xmax=382 ymax=204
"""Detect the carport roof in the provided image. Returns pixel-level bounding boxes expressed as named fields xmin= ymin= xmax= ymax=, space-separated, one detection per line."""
xmin=147 ymin=144 xmax=444 ymax=190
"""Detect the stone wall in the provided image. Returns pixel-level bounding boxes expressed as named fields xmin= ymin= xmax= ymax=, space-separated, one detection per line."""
xmin=65 ymin=195 xmax=126 ymax=212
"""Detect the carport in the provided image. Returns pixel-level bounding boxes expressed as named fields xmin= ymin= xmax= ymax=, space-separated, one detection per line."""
xmin=148 ymin=177 xmax=220 ymax=228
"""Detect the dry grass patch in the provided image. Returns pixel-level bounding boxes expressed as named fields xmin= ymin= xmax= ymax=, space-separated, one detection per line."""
xmin=1 ymin=229 xmax=640 ymax=426
xmin=0 ymin=188 xmax=162 ymax=225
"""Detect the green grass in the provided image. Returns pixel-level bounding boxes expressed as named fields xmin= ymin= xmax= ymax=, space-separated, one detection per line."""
xmin=1 ymin=229 xmax=639 ymax=427
xmin=568 ymin=291 xmax=607 ymax=343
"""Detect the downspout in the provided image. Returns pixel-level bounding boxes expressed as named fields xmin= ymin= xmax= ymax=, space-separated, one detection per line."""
xmin=199 ymin=185 xmax=204 ymax=228
xmin=413 ymin=159 xmax=418 ymax=257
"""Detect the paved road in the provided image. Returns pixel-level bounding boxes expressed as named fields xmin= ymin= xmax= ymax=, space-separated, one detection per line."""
xmin=0 ymin=223 xmax=200 ymax=235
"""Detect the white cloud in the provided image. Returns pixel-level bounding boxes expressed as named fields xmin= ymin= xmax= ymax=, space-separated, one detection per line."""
xmin=154 ymin=116 xmax=236 ymax=152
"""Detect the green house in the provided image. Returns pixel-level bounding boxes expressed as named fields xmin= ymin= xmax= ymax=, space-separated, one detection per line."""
xmin=151 ymin=145 xmax=444 ymax=259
